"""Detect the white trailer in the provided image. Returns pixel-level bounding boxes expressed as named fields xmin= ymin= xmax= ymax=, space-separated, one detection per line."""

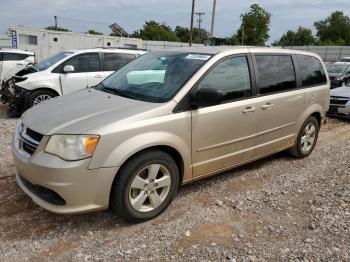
xmin=9 ymin=26 xmax=143 ymax=60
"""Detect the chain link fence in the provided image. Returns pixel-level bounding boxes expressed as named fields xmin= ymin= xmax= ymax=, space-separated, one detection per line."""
xmin=282 ymin=46 xmax=350 ymax=62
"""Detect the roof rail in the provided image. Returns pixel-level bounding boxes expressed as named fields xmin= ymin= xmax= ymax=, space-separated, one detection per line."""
xmin=92 ymin=46 xmax=148 ymax=51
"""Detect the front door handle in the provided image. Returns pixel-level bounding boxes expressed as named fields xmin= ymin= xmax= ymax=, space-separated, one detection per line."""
xmin=242 ymin=106 xmax=256 ymax=114
xmin=261 ymin=103 xmax=274 ymax=110
xmin=94 ymin=75 xmax=104 ymax=78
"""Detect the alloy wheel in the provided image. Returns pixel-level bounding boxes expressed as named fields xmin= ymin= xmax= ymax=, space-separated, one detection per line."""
xmin=300 ymin=122 xmax=316 ymax=154
xmin=33 ymin=94 xmax=53 ymax=105
xmin=128 ymin=164 xmax=171 ymax=213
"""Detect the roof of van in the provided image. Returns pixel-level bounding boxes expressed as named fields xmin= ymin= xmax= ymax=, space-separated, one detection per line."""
xmin=65 ymin=48 xmax=147 ymax=54
xmin=0 ymin=48 xmax=34 ymax=55
xmin=157 ymin=46 xmax=322 ymax=58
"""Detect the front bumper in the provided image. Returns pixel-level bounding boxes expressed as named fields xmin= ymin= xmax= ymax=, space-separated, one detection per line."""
xmin=13 ymin=139 xmax=119 ymax=214
xmin=327 ymin=105 xmax=350 ymax=119
xmin=8 ymin=84 xmax=31 ymax=115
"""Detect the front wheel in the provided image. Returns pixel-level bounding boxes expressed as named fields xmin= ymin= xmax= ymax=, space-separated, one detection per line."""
xmin=28 ymin=89 xmax=57 ymax=107
xmin=110 ymin=150 xmax=180 ymax=223
xmin=289 ymin=116 xmax=319 ymax=158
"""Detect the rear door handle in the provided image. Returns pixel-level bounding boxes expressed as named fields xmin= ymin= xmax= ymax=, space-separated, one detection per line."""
xmin=261 ymin=103 xmax=274 ymax=110
xmin=242 ymin=106 xmax=256 ymax=114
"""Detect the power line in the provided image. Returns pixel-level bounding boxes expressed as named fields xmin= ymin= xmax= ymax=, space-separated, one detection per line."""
xmin=56 ymin=16 xmax=110 ymax=25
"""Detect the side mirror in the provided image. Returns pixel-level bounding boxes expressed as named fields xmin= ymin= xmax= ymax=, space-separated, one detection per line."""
xmin=63 ymin=65 xmax=74 ymax=73
xmin=192 ymin=87 xmax=223 ymax=108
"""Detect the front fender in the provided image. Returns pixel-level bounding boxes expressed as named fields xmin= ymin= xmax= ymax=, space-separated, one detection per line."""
xmin=90 ymin=131 xmax=192 ymax=181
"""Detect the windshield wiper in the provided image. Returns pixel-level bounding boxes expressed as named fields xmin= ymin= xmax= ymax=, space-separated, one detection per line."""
xmin=99 ymin=84 xmax=141 ymax=100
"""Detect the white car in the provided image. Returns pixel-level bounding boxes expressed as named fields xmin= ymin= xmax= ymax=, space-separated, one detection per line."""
xmin=7 ymin=48 xmax=147 ymax=117
xmin=0 ymin=49 xmax=35 ymax=82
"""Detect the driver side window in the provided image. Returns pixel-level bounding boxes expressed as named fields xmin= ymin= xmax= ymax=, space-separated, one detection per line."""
xmin=197 ymin=56 xmax=252 ymax=103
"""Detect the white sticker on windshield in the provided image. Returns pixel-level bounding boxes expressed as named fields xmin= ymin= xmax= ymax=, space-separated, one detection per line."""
xmin=185 ymin=54 xmax=211 ymax=61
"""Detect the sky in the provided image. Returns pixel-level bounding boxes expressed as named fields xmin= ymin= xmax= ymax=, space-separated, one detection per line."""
xmin=0 ymin=0 xmax=350 ymax=43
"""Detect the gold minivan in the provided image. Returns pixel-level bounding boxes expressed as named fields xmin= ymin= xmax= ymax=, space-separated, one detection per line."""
xmin=13 ymin=47 xmax=330 ymax=222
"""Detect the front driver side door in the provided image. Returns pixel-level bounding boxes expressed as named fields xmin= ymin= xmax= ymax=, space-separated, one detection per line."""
xmin=191 ymin=55 xmax=259 ymax=177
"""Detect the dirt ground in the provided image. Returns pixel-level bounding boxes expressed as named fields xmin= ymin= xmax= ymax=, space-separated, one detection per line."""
xmin=0 ymin=103 xmax=349 ymax=261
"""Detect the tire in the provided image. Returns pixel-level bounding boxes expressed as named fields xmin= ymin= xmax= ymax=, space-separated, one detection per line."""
xmin=7 ymin=106 xmax=21 ymax=118
xmin=289 ymin=116 xmax=319 ymax=158
xmin=110 ymin=149 xmax=180 ymax=223
xmin=28 ymin=89 xmax=57 ymax=108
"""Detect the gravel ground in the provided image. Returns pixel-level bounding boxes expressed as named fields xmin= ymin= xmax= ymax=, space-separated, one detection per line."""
xmin=0 ymin=103 xmax=349 ymax=261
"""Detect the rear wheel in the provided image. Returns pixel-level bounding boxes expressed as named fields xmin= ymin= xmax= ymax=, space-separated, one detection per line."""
xmin=29 ymin=89 xmax=57 ymax=107
xmin=289 ymin=116 xmax=319 ymax=158
xmin=110 ymin=150 xmax=179 ymax=223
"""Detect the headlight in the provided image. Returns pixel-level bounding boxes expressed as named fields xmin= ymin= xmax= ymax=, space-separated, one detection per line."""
xmin=336 ymin=76 xmax=344 ymax=81
xmin=45 ymin=135 xmax=100 ymax=161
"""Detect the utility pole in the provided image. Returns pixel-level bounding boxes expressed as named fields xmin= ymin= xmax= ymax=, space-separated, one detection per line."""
xmin=54 ymin=16 xmax=58 ymax=29
xmin=241 ymin=25 xmax=244 ymax=45
xmin=189 ymin=0 xmax=195 ymax=46
xmin=195 ymin=12 xmax=205 ymax=40
xmin=210 ymin=0 xmax=217 ymax=37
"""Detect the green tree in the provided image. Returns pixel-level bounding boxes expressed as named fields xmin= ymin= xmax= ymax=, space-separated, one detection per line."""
xmin=130 ymin=20 xmax=179 ymax=41
xmin=273 ymin=27 xmax=316 ymax=46
xmin=226 ymin=34 xmax=240 ymax=45
xmin=174 ymin=26 xmax=189 ymax=42
xmin=314 ymin=11 xmax=350 ymax=45
xmin=236 ymin=4 xmax=271 ymax=45
xmin=85 ymin=30 xmax=103 ymax=35
xmin=174 ymin=26 xmax=208 ymax=43
xmin=45 ymin=26 xmax=70 ymax=32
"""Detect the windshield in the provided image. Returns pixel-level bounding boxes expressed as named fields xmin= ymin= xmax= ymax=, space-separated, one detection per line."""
xmin=99 ymin=52 xmax=212 ymax=103
xmin=36 ymin=51 xmax=73 ymax=71
xmin=327 ymin=64 xmax=350 ymax=74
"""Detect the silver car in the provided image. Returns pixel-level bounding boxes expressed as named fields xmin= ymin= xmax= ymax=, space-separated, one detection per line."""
xmin=328 ymin=84 xmax=350 ymax=118
xmin=13 ymin=47 xmax=330 ymax=222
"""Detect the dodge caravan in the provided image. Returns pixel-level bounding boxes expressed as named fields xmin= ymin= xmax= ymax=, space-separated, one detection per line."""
xmin=13 ymin=47 xmax=330 ymax=222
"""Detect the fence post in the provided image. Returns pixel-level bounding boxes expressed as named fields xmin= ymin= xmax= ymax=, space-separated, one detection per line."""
xmin=338 ymin=47 xmax=343 ymax=61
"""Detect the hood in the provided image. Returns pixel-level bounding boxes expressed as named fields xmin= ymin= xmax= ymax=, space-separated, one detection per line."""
xmin=22 ymin=89 xmax=170 ymax=135
xmin=328 ymin=72 xmax=343 ymax=78
xmin=4 ymin=64 xmax=39 ymax=82
xmin=330 ymin=86 xmax=350 ymax=98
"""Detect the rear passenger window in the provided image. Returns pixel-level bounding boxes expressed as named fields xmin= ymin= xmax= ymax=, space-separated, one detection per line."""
xmin=197 ymin=56 xmax=251 ymax=102
xmin=255 ymin=55 xmax=296 ymax=95
xmin=296 ymin=55 xmax=327 ymax=87
xmin=3 ymin=53 xmax=29 ymax=61
xmin=103 ymin=53 xmax=135 ymax=71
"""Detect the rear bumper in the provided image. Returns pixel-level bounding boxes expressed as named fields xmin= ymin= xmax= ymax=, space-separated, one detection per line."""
xmin=13 ymin=143 xmax=119 ymax=214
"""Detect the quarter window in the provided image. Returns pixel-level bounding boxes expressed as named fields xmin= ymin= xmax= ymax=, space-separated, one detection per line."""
xmin=197 ymin=56 xmax=252 ymax=102
xmin=103 ymin=53 xmax=135 ymax=71
xmin=255 ymin=55 xmax=296 ymax=95
xmin=296 ymin=55 xmax=327 ymax=87
xmin=62 ymin=53 xmax=100 ymax=73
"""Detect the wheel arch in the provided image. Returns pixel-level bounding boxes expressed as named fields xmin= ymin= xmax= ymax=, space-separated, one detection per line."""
xmin=30 ymin=87 xmax=60 ymax=97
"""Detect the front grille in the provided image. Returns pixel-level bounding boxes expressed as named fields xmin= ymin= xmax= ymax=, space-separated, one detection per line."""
xmin=328 ymin=105 xmax=338 ymax=113
xmin=330 ymin=96 xmax=349 ymax=106
xmin=26 ymin=128 xmax=43 ymax=142
xmin=19 ymin=175 xmax=66 ymax=206
xmin=17 ymin=123 xmax=43 ymax=156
